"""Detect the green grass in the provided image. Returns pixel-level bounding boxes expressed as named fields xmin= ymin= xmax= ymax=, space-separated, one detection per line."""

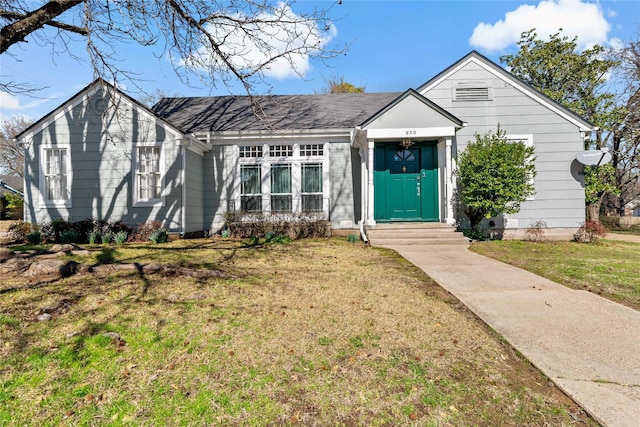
xmin=0 ymin=238 xmax=596 ymax=426
xmin=470 ymin=239 xmax=640 ymax=309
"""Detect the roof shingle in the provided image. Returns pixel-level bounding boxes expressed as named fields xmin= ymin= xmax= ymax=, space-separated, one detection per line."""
xmin=151 ymin=92 xmax=402 ymax=134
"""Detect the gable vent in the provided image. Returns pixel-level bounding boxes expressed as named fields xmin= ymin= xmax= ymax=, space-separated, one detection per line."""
xmin=453 ymin=86 xmax=490 ymax=101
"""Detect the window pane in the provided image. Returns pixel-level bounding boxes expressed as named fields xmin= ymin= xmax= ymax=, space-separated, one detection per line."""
xmin=44 ymin=148 xmax=68 ymax=201
xmin=302 ymin=164 xmax=322 ymax=193
xmin=271 ymin=164 xmax=291 ymax=194
xmin=271 ymin=195 xmax=292 ymax=212
xmin=241 ymin=195 xmax=262 ymax=212
xmin=241 ymin=165 xmax=261 ymax=195
xmin=137 ymin=147 xmax=161 ymax=201
xmin=302 ymin=195 xmax=323 ymax=212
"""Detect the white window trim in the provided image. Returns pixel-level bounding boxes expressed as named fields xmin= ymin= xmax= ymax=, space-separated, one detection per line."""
xmin=236 ymin=142 xmax=329 ymax=215
xmin=39 ymin=144 xmax=72 ymax=208
xmin=506 ymin=134 xmax=534 ymax=200
xmin=132 ymin=142 xmax=165 ymax=207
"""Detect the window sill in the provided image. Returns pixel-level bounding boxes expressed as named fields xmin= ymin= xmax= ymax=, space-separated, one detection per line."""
xmin=40 ymin=200 xmax=72 ymax=208
xmin=133 ymin=199 xmax=164 ymax=208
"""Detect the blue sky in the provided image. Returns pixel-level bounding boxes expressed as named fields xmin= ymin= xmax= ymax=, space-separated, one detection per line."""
xmin=1 ymin=0 xmax=638 ymax=122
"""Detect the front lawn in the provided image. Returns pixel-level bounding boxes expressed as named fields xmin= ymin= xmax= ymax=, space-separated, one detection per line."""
xmin=470 ymin=239 xmax=640 ymax=310
xmin=0 ymin=238 xmax=594 ymax=425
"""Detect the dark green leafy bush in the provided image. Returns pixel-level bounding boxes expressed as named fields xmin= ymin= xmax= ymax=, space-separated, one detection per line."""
xmin=149 ymin=228 xmax=168 ymax=244
xmin=26 ymin=231 xmax=41 ymax=245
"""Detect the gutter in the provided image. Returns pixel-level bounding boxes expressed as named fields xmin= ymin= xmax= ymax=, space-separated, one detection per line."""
xmin=0 ymin=180 xmax=23 ymax=197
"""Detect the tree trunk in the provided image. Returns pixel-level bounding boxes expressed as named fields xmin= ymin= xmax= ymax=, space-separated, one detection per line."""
xmin=586 ymin=200 xmax=602 ymax=222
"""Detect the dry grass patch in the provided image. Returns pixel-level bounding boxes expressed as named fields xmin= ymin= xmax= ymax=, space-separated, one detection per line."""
xmin=0 ymin=238 xmax=594 ymax=425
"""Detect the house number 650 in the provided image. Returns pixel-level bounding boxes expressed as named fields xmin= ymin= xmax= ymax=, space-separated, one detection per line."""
xmin=405 ymin=130 xmax=417 ymax=135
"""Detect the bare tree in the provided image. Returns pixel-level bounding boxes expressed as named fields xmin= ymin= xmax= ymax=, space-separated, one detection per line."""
xmin=605 ymin=31 xmax=640 ymax=215
xmin=1 ymin=1 xmax=343 ymax=94
xmin=0 ymin=116 xmax=32 ymax=179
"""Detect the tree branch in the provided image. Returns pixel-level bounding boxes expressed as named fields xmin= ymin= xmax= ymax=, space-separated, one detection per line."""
xmin=1 ymin=10 xmax=88 ymax=37
xmin=1 ymin=0 xmax=85 ymax=54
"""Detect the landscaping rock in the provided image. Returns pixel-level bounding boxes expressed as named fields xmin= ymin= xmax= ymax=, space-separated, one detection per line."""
xmin=23 ymin=259 xmax=80 ymax=278
xmin=36 ymin=313 xmax=52 ymax=321
xmin=0 ymin=257 xmax=30 ymax=275
xmin=49 ymin=244 xmax=79 ymax=253
xmin=0 ymin=247 xmax=13 ymax=260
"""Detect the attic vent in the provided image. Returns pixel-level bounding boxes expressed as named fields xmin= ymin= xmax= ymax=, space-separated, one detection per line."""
xmin=453 ymin=86 xmax=490 ymax=101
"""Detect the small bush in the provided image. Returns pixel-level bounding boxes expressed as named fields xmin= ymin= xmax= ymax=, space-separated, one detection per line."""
xmin=130 ymin=221 xmax=164 ymax=242
xmin=88 ymin=229 xmax=101 ymax=244
xmin=220 ymin=229 xmax=231 ymax=238
xmin=8 ymin=221 xmax=34 ymax=242
xmin=573 ymin=220 xmax=607 ymax=243
xmin=4 ymin=193 xmax=23 ymax=220
xmin=347 ymin=233 xmax=360 ymax=243
xmin=149 ymin=228 xmax=168 ymax=244
xmin=26 ymin=231 xmax=41 ymax=245
xmin=463 ymin=225 xmax=488 ymax=241
xmin=101 ymin=231 xmax=113 ymax=244
xmin=113 ymin=231 xmax=128 ymax=245
xmin=524 ymin=220 xmax=548 ymax=242
xmin=60 ymin=230 xmax=80 ymax=244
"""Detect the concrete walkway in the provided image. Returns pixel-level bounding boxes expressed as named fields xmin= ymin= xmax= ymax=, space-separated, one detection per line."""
xmin=384 ymin=243 xmax=640 ymax=427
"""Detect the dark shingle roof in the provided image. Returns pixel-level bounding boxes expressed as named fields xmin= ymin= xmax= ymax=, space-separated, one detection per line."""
xmin=151 ymin=92 xmax=402 ymax=134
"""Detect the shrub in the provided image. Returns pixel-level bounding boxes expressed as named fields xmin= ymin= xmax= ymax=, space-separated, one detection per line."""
xmin=524 ymin=220 xmax=548 ymax=242
xmin=4 ymin=193 xmax=23 ymax=220
xmin=224 ymin=212 xmax=330 ymax=239
xmin=573 ymin=221 xmax=607 ymax=243
xmin=88 ymin=229 xmax=101 ymax=244
xmin=149 ymin=228 xmax=168 ymax=244
xmin=26 ymin=231 xmax=41 ymax=245
xmin=347 ymin=233 xmax=360 ymax=243
xmin=130 ymin=221 xmax=164 ymax=242
xmin=60 ymin=230 xmax=80 ymax=244
xmin=8 ymin=221 xmax=34 ymax=242
xmin=101 ymin=231 xmax=113 ymax=244
xmin=463 ymin=225 xmax=488 ymax=241
xmin=113 ymin=231 xmax=128 ymax=245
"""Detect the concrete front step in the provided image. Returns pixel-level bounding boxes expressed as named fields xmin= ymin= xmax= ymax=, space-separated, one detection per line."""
xmin=367 ymin=223 xmax=470 ymax=246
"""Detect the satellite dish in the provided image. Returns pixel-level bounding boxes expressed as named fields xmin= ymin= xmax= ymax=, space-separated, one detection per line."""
xmin=575 ymin=150 xmax=612 ymax=166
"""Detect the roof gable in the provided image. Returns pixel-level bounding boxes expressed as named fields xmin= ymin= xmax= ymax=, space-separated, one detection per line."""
xmin=360 ymin=89 xmax=464 ymax=129
xmin=16 ymin=79 xmax=189 ymax=143
xmin=417 ymin=51 xmax=594 ymax=131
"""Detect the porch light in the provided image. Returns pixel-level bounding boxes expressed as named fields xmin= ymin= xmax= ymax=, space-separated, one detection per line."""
xmin=400 ymin=139 xmax=415 ymax=149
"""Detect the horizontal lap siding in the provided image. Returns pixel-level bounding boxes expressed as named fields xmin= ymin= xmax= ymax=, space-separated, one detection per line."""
xmin=204 ymin=145 xmax=236 ymax=231
xmin=329 ymin=142 xmax=358 ymax=227
xmin=185 ymin=149 xmax=204 ymax=233
xmin=423 ymin=62 xmax=586 ymax=228
xmin=24 ymin=90 xmax=184 ymax=232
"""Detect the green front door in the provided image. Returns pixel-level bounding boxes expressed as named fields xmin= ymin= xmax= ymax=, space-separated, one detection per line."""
xmin=374 ymin=142 xmax=438 ymax=221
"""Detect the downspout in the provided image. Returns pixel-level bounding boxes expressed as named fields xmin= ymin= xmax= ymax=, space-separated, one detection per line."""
xmin=359 ymin=145 xmax=368 ymax=244
xmin=352 ymin=127 xmax=368 ymax=244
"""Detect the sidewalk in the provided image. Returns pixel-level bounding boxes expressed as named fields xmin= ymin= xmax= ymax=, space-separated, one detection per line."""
xmin=384 ymin=243 xmax=640 ymax=427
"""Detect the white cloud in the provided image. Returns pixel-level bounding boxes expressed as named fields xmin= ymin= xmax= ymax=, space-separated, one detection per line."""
xmin=0 ymin=91 xmax=61 ymax=122
xmin=469 ymin=0 xmax=611 ymax=52
xmin=183 ymin=2 xmax=337 ymax=80
xmin=0 ymin=92 xmax=21 ymax=110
